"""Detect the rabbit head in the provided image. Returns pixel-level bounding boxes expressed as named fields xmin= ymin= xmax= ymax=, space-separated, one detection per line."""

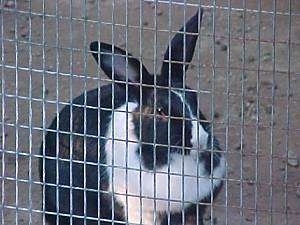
xmin=90 ymin=9 xmax=221 ymax=173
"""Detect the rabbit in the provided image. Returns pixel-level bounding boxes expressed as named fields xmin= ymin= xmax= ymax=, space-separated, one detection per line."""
xmin=40 ymin=8 xmax=225 ymax=225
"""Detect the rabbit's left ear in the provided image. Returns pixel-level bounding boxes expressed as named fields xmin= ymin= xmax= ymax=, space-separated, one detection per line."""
xmin=160 ymin=9 xmax=203 ymax=86
xmin=90 ymin=42 xmax=153 ymax=85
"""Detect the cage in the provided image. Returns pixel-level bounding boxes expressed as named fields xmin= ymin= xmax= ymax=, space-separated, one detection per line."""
xmin=1 ymin=0 xmax=300 ymax=225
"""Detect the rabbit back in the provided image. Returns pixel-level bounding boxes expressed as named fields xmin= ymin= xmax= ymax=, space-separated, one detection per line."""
xmin=41 ymin=85 xmax=132 ymax=225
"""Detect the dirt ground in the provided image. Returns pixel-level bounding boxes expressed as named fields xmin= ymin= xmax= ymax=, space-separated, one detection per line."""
xmin=1 ymin=0 xmax=300 ymax=224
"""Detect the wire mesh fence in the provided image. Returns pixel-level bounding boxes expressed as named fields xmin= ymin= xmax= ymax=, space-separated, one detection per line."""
xmin=1 ymin=0 xmax=300 ymax=225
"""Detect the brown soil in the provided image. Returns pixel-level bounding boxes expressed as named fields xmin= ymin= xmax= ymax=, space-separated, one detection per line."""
xmin=1 ymin=0 xmax=299 ymax=224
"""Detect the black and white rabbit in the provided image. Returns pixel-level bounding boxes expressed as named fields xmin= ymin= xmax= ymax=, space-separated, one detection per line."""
xmin=40 ymin=8 xmax=225 ymax=225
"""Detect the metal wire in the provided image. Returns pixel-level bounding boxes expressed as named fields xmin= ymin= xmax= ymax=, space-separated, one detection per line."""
xmin=96 ymin=1 xmax=102 ymax=223
xmin=1 ymin=0 xmax=6 ymax=224
xmin=285 ymin=0 xmax=292 ymax=224
xmin=68 ymin=0 xmax=74 ymax=223
xmin=211 ymin=2 xmax=217 ymax=225
xmin=0 ymin=1 xmax=299 ymax=225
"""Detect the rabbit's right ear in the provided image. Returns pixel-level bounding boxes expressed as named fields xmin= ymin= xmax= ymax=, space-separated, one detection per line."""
xmin=160 ymin=9 xmax=203 ymax=87
xmin=90 ymin=42 xmax=153 ymax=85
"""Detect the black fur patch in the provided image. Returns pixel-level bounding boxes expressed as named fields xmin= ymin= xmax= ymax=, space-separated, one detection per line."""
xmin=133 ymin=89 xmax=193 ymax=170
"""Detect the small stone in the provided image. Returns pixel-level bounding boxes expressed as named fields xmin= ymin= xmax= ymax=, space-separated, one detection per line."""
xmin=265 ymin=105 xmax=272 ymax=114
xmin=20 ymin=26 xmax=29 ymax=37
xmin=190 ymin=64 xmax=195 ymax=69
xmin=33 ymin=51 xmax=42 ymax=57
xmin=238 ymin=111 xmax=242 ymax=118
xmin=220 ymin=44 xmax=227 ymax=51
xmin=247 ymin=180 xmax=255 ymax=186
xmin=247 ymin=98 xmax=255 ymax=104
xmin=0 ymin=133 xmax=8 ymax=139
xmin=157 ymin=10 xmax=163 ymax=16
xmin=237 ymin=28 xmax=242 ymax=33
xmin=296 ymin=185 xmax=300 ymax=198
xmin=240 ymin=73 xmax=248 ymax=81
xmin=248 ymin=55 xmax=256 ymax=63
xmin=143 ymin=21 xmax=149 ymax=26
xmin=215 ymin=40 xmax=221 ymax=45
xmin=44 ymin=89 xmax=49 ymax=96
xmin=269 ymin=121 xmax=276 ymax=126
xmin=246 ymin=26 xmax=252 ymax=33
xmin=235 ymin=143 xmax=245 ymax=151
xmin=47 ymin=65 xmax=54 ymax=71
xmin=279 ymin=165 xmax=285 ymax=171
xmin=228 ymin=170 xmax=234 ymax=176
xmin=262 ymin=52 xmax=272 ymax=62
xmin=262 ymin=83 xmax=278 ymax=90
xmin=245 ymin=217 xmax=253 ymax=222
xmin=247 ymin=86 xmax=256 ymax=92
xmin=213 ymin=112 xmax=220 ymax=119
xmin=287 ymin=150 xmax=298 ymax=167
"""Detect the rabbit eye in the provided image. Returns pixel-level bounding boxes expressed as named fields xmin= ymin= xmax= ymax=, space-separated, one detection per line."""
xmin=156 ymin=107 xmax=166 ymax=116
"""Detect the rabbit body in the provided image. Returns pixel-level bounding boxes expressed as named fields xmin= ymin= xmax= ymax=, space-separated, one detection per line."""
xmin=105 ymin=101 xmax=225 ymax=224
xmin=41 ymin=9 xmax=225 ymax=225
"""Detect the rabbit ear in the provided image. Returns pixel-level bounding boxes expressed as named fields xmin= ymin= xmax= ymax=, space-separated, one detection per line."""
xmin=160 ymin=9 xmax=203 ymax=86
xmin=90 ymin=42 xmax=152 ymax=84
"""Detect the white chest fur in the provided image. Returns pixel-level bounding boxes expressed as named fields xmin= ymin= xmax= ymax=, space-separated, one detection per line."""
xmin=105 ymin=103 xmax=225 ymax=225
